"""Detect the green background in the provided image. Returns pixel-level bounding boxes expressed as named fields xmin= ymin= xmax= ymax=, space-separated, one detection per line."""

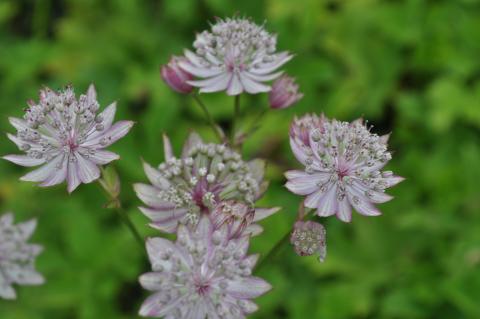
xmin=1 ymin=0 xmax=479 ymax=318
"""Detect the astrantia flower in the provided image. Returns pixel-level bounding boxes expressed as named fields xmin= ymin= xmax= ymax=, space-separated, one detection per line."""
xmin=289 ymin=113 xmax=324 ymax=149
xmin=210 ymin=200 xmax=256 ymax=239
xmin=139 ymin=217 xmax=271 ymax=318
xmin=269 ymin=75 xmax=303 ymax=109
xmin=179 ymin=17 xmax=293 ymax=95
xmin=161 ymin=56 xmax=194 ymax=94
xmin=3 ymin=84 xmax=134 ymax=193
xmin=285 ymin=115 xmax=404 ymax=222
xmin=290 ymin=221 xmax=327 ymax=262
xmin=0 ymin=213 xmax=44 ymax=299
xmin=134 ymin=133 xmax=279 ymax=233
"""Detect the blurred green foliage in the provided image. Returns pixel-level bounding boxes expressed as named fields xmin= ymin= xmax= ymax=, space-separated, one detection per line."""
xmin=0 ymin=0 xmax=479 ymax=318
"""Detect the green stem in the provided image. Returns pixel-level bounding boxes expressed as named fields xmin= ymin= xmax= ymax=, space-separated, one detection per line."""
xmin=244 ymin=108 xmax=268 ymax=139
xmin=192 ymin=93 xmax=223 ymax=142
xmin=113 ymin=206 xmax=144 ymax=248
xmin=255 ymin=229 xmax=291 ymax=273
xmin=230 ymin=95 xmax=241 ymax=147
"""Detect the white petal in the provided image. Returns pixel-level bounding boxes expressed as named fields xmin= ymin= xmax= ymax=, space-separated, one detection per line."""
xmin=20 ymin=155 xmax=64 ymax=183
xmin=40 ymin=155 xmax=67 ymax=187
xmin=134 ymin=183 xmax=169 ymax=208
xmin=67 ymin=160 xmax=81 ymax=193
xmin=8 ymin=117 xmax=29 ymax=131
xmin=285 ymin=172 xmax=329 ymax=195
xmin=192 ymin=73 xmax=231 ymax=93
xmin=226 ymin=74 xmax=243 ymax=96
xmin=88 ymin=150 xmax=119 ymax=165
xmin=178 ymin=60 xmax=223 ymax=78
xmin=316 ymin=185 xmax=338 ymax=217
xmin=142 ymin=161 xmax=170 ymax=189
xmin=139 ymin=272 xmax=171 ymax=291
xmin=87 ymin=84 xmax=97 ymax=103
xmin=227 ymin=277 xmax=271 ymax=299
xmin=163 ymin=134 xmax=174 ymax=160
xmin=347 ymin=192 xmax=381 ymax=216
xmin=17 ymin=219 xmax=37 ymax=239
xmin=244 ymin=70 xmax=283 ymax=82
xmin=139 ymin=292 xmax=186 ymax=317
xmin=304 ymin=189 xmax=324 ymax=208
xmin=249 ymin=52 xmax=293 ymax=75
xmin=253 ymin=207 xmax=280 ymax=222
xmin=239 ymin=73 xmax=271 ymax=94
xmin=83 ymin=121 xmax=134 ymax=147
xmin=3 ymin=155 xmax=45 ymax=167
xmin=181 ymin=132 xmax=203 ymax=158
xmin=146 ymin=238 xmax=189 ymax=271
xmin=383 ymin=175 xmax=405 ymax=188
xmin=289 ymin=138 xmax=309 ymax=166
xmin=336 ymin=199 xmax=352 ymax=222
xmin=0 ymin=282 xmax=16 ymax=300
xmin=87 ymin=102 xmax=117 ymax=141
xmin=75 ymin=153 xmax=100 ymax=184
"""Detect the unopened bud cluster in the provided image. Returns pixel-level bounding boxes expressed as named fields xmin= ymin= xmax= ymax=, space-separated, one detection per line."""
xmin=290 ymin=221 xmax=326 ymax=262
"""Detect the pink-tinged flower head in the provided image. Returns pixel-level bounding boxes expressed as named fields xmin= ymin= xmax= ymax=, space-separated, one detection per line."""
xmin=178 ymin=17 xmax=293 ymax=96
xmin=289 ymin=113 xmax=324 ymax=148
xmin=269 ymin=75 xmax=303 ymax=109
xmin=161 ymin=56 xmax=194 ymax=94
xmin=0 ymin=213 xmax=44 ymax=300
xmin=3 ymin=84 xmax=134 ymax=193
xmin=210 ymin=200 xmax=279 ymax=238
xmin=285 ymin=115 xmax=404 ymax=222
xmin=134 ymin=133 xmax=279 ymax=233
xmin=290 ymin=221 xmax=327 ymax=262
xmin=139 ymin=216 xmax=271 ymax=318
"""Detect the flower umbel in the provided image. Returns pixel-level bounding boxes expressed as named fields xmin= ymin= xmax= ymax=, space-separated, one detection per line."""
xmin=179 ymin=17 xmax=293 ymax=95
xmin=286 ymin=115 xmax=404 ymax=222
xmin=134 ymin=133 xmax=278 ymax=233
xmin=269 ymin=75 xmax=303 ymax=109
xmin=3 ymin=84 xmax=134 ymax=193
xmin=0 ymin=213 xmax=44 ymax=300
xmin=161 ymin=56 xmax=194 ymax=94
xmin=139 ymin=217 xmax=271 ymax=318
xmin=290 ymin=221 xmax=327 ymax=262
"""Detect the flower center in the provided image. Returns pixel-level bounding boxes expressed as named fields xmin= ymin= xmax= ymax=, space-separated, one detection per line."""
xmin=66 ymin=137 xmax=78 ymax=152
xmin=193 ymin=277 xmax=211 ymax=296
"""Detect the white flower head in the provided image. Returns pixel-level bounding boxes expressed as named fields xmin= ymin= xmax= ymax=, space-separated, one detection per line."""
xmin=3 ymin=84 xmax=134 ymax=193
xmin=139 ymin=216 xmax=271 ymax=318
xmin=0 ymin=213 xmax=44 ymax=300
xmin=286 ymin=115 xmax=404 ymax=222
xmin=179 ymin=17 xmax=293 ymax=95
xmin=134 ymin=133 xmax=279 ymax=233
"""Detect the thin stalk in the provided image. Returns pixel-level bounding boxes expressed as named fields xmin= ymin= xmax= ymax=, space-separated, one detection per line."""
xmin=114 ymin=206 xmax=144 ymax=248
xmin=230 ymin=95 xmax=241 ymax=147
xmin=255 ymin=230 xmax=291 ymax=273
xmin=244 ymin=108 xmax=268 ymax=139
xmin=192 ymin=93 xmax=223 ymax=142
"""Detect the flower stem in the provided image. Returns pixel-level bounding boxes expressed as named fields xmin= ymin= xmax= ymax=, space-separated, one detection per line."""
xmin=113 ymin=206 xmax=144 ymax=248
xmin=244 ymin=108 xmax=268 ymax=139
xmin=98 ymin=167 xmax=144 ymax=249
xmin=255 ymin=229 xmax=291 ymax=273
xmin=230 ymin=95 xmax=241 ymax=147
xmin=191 ymin=93 xmax=223 ymax=142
